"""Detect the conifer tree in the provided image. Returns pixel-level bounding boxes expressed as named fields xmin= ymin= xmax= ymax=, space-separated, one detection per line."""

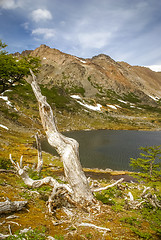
xmin=130 ymin=145 xmax=161 ymax=181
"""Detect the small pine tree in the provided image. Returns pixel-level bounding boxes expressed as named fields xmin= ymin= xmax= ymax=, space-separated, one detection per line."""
xmin=130 ymin=145 xmax=161 ymax=181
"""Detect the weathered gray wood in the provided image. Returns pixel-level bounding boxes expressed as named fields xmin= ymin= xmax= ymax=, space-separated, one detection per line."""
xmin=0 ymin=233 xmax=10 ymax=239
xmin=124 ymin=185 xmax=161 ymax=210
xmin=78 ymin=222 xmax=111 ymax=232
xmin=92 ymin=178 xmax=124 ymax=192
xmin=28 ymin=70 xmax=94 ymax=203
xmin=0 ymin=227 xmax=32 ymax=239
xmin=10 ymin=154 xmax=73 ymax=213
xmin=0 ymin=200 xmax=27 ymax=214
xmin=35 ymin=133 xmax=43 ymax=173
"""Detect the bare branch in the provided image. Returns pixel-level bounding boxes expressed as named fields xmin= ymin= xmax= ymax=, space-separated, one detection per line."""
xmin=10 ymin=154 xmax=74 ymax=213
xmin=78 ymin=222 xmax=111 ymax=232
xmin=93 ymin=178 xmax=124 ymax=192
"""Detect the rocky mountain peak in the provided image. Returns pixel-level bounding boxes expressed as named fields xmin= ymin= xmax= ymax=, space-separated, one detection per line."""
xmin=92 ymin=53 xmax=115 ymax=63
xmin=1 ymin=44 xmax=161 ymax=137
xmin=25 ymin=44 xmax=161 ymax=104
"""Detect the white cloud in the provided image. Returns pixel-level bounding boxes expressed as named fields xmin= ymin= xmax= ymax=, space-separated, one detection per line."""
xmin=31 ymin=8 xmax=52 ymax=22
xmin=32 ymin=28 xmax=56 ymax=39
xmin=77 ymin=32 xmax=112 ymax=49
xmin=0 ymin=0 xmax=18 ymax=9
xmin=1 ymin=0 xmax=161 ymax=66
xmin=146 ymin=65 xmax=161 ymax=72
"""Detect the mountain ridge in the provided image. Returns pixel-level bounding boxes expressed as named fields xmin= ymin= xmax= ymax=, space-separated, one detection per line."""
xmin=26 ymin=44 xmax=161 ymax=105
xmin=1 ymin=47 xmax=161 ymax=240
xmin=1 ymin=44 xmax=161 ymax=144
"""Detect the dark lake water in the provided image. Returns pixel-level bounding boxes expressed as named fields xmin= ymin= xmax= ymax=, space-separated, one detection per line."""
xmin=41 ymin=130 xmax=161 ymax=171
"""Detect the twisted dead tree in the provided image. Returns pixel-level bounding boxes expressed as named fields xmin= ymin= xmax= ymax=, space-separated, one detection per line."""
xmin=9 ymin=155 xmax=73 ymax=213
xmin=8 ymin=70 xmax=125 ymax=215
xmin=26 ymin=70 xmax=94 ymax=204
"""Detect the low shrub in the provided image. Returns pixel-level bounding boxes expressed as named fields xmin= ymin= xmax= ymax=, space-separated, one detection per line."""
xmin=0 ymin=158 xmax=12 ymax=169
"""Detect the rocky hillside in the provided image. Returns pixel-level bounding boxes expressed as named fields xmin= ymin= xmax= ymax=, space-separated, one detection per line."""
xmin=29 ymin=44 xmax=161 ymax=130
xmin=1 ymin=44 xmax=161 ymax=153
xmin=30 ymin=44 xmax=161 ymax=102
xmin=1 ymin=45 xmax=161 ymax=240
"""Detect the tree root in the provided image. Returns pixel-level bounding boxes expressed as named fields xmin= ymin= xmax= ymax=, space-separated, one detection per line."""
xmin=9 ymin=154 xmax=101 ymax=215
xmin=9 ymin=154 xmax=75 ymax=214
xmin=124 ymin=185 xmax=161 ymax=210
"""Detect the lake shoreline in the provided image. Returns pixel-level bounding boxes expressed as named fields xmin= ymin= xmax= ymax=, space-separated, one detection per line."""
xmin=49 ymin=167 xmax=135 ymax=182
xmin=84 ymin=168 xmax=136 ymax=182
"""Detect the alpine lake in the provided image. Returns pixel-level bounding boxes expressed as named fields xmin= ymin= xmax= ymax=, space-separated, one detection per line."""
xmin=41 ymin=130 xmax=161 ymax=171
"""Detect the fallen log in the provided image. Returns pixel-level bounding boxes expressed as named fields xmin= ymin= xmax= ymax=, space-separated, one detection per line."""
xmin=0 ymin=200 xmax=28 ymax=215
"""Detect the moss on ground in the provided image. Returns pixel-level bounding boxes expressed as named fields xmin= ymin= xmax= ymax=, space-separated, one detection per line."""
xmin=0 ymin=81 xmax=161 ymax=239
xmin=0 ymin=169 xmax=160 ymax=239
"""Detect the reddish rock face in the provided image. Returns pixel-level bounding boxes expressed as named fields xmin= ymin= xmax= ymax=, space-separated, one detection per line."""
xmin=16 ymin=44 xmax=161 ymax=105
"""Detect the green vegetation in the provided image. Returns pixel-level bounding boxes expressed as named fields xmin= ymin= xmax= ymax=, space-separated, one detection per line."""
xmin=141 ymin=203 xmax=161 ymax=237
xmin=6 ymin=228 xmax=46 ymax=240
xmin=1 ymin=40 xmax=161 ymax=240
xmin=130 ymin=145 xmax=161 ymax=182
xmin=0 ymin=149 xmax=160 ymax=239
xmin=138 ymin=104 xmax=161 ymax=113
xmin=92 ymin=146 xmax=161 ymax=239
xmin=54 ymin=235 xmax=64 ymax=240
xmin=94 ymin=186 xmax=123 ymax=206
xmin=120 ymin=216 xmax=141 ymax=227
xmin=120 ymin=210 xmax=160 ymax=239
xmin=86 ymin=233 xmax=93 ymax=239
xmin=40 ymin=85 xmax=70 ymax=109
xmin=66 ymin=85 xmax=85 ymax=97
xmin=0 ymin=40 xmax=40 ymax=93
xmin=122 ymin=92 xmax=141 ymax=103
xmin=88 ymin=75 xmax=103 ymax=93
xmin=28 ymin=169 xmax=43 ymax=180
xmin=0 ymin=106 xmax=19 ymax=121
xmin=0 ymin=157 xmax=12 ymax=169
xmin=106 ymin=89 xmax=121 ymax=99
xmin=130 ymin=227 xmax=152 ymax=239
xmin=0 ymin=39 xmax=7 ymax=54
xmin=94 ymin=180 xmax=161 ymax=239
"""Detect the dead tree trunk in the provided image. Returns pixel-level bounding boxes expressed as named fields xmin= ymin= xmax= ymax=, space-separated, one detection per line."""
xmin=27 ymin=70 xmax=94 ymax=203
xmin=0 ymin=200 xmax=27 ymax=215
xmin=9 ymin=154 xmax=73 ymax=213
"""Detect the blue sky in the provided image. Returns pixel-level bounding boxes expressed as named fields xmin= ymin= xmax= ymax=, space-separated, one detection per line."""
xmin=0 ymin=0 xmax=161 ymax=69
